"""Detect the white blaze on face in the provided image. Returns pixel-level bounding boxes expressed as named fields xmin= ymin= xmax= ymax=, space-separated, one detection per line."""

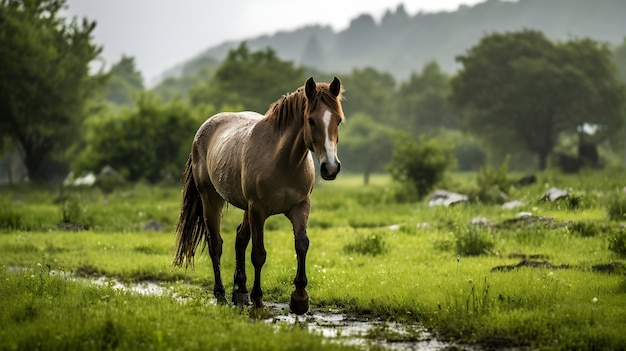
xmin=321 ymin=110 xmax=339 ymax=169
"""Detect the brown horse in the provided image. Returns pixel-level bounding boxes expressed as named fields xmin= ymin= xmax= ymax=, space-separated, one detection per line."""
xmin=173 ymin=77 xmax=344 ymax=315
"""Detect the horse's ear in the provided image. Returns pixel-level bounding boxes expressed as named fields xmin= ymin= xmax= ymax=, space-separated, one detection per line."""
xmin=329 ymin=76 xmax=341 ymax=97
xmin=305 ymin=77 xmax=316 ymax=100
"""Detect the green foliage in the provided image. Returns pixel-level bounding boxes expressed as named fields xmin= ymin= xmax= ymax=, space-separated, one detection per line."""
xmin=340 ymin=113 xmax=395 ymax=184
xmin=606 ymin=191 xmax=626 ymax=221
xmin=74 ymin=94 xmax=202 ymax=183
xmin=450 ymin=30 xmax=626 ymax=170
xmin=189 ymin=42 xmax=306 ymax=112
xmin=387 ymin=134 xmax=455 ymax=199
xmin=152 ymin=56 xmax=219 ymax=103
xmin=396 ymin=61 xmax=459 ymax=134
xmin=470 ymin=155 xmax=513 ymax=203
xmin=0 ymin=202 xmax=22 ymax=231
xmin=454 ymin=225 xmax=495 ymax=256
xmin=343 ymin=232 xmax=387 ymax=256
xmin=100 ymin=56 xmax=144 ymax=106
xmin=0 ymin=0 xmax=104 ymax=181
xmin=614 ymin=37 xmax=626 ymax=85
xmin=608 ymin=228 xmax=626 ymax=258
xmin=340 ymin=67 xmax=396 ymax=121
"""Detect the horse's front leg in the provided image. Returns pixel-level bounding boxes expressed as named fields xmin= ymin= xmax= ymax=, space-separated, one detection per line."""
xmin=286 ymin=200 xmax=311 ymax=315
xmin=249 ymin=205 xmax=267 ymax=308
xmin=232 ymin=213 xmax=251 ymax=305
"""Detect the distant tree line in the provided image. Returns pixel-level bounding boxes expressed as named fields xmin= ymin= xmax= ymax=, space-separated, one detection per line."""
xmin=2 ymin=0 xmax=626 ymax=186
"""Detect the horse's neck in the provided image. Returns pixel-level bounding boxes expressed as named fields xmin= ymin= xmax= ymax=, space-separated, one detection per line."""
xmin=263 ymin=115 xmax=309 ymax=169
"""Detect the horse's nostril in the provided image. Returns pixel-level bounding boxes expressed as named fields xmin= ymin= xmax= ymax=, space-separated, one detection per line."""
xmin=321 ymin=163 xmax=328 ymax=174
xmin=336 ymin=162 xmax=341 ymax=174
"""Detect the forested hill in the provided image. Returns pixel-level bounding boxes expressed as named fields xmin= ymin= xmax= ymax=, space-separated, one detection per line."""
xmin=160 ymin=0 xmax=626 ymax=81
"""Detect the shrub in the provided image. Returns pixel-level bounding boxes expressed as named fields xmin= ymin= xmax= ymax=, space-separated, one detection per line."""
xmin=608 ymin=229 xmax=626 ymax=258
xmin=455 ymin=225 xmax=495 ymax=256
xmin=606 ymin=192 xmax=626 ymax=221
xmin=343 ymin=233 xmax=387 ymax=256
xmin=387 ymin=134 xmax=455 ymax=200
xmin=0 ymin=204 xmax=23 ymax=231
xmin=476 ymin=155 xmax=512 ymax=195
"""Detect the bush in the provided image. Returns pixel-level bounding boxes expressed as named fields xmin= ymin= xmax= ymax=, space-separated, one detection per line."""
xmin=455 ymin=225 xmax=495 ymax=256
xmin=343 ymin=233 xmax=387 ymax=256
xmin=476 ymin=155 xmax=512 ymax=194
xmin=0 ymin=204 xmax=23 ymax=231
xmin=608 ymin=228 xmax=626 ymax=258
xmin=387 ymin=134 xmax=455 ymax=199
xmin=606 ymin=192 xmax=626 ymax=221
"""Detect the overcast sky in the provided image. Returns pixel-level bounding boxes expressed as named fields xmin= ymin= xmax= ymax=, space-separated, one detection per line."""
xmin=65 ymin=0 xmax=486 ymax=84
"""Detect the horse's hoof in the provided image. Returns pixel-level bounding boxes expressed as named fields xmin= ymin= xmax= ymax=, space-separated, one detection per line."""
xmin=289 ymin=295 xmax=309 ymax=315
xmin=232 ymin=291 xmax=251 ymax=306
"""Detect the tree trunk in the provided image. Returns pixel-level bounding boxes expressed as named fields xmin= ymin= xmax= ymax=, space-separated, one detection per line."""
xmin=363 ymin=170 xmax=370 ymax=186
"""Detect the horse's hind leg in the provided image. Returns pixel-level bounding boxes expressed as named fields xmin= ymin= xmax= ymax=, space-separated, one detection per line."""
xmin=248 ymin=204 xmax=268 ymax=308
xmin=196 ymin=180 xmax=226 ymax=303
xmin=285 ymin=200 xmax=311 ymax=315
xmin=232 ymin=212 xmax=251 ymax=305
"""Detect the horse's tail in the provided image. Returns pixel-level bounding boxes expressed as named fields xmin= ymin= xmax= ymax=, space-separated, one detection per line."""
xmin=173 ymin=155 xmax=206 ymax=268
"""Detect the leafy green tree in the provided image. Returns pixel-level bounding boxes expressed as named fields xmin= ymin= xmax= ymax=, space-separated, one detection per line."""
xmin=340 ymin=67 xmax=396 ymax=121
xmin=387 ymin=134 xmax=455 ymax=200
xmin=340 ymin=113 xmax=395 ymax=185
xmin=450 ymin=30 xmax=625 ymax=170
xmin=151 ymin=55 xmax=218 ymax=103
xmin=101 ymin=56 xmax=144 ymax=106
xmin=189 ymin=42 xmax=306 ymax=112
xmin=0 ymin=0 xmax=103 ymax=181
xmin=614 ymin=37 xmax=626 ymax=84
xmin=74 ymin=95 xmax=204 ymax=183
xmin=396 ymin=62 xmax=459 ymax=135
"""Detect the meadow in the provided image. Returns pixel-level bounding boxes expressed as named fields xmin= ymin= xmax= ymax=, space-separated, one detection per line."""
xmin=1 ymin=171 xmax=625 ymax=350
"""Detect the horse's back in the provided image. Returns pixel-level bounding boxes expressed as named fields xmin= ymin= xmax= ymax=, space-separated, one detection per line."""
xmin=192 ymin=112 xmax=263 ymax=209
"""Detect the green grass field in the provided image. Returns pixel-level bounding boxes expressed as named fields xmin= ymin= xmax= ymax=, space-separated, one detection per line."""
xmin=1 ymin=171 xmax=625 ymax=350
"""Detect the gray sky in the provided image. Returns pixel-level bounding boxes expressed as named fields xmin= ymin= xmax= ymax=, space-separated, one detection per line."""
xmin=65 ymin=0 xmax=486 ymax=84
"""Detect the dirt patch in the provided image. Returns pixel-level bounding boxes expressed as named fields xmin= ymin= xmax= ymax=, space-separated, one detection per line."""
xmin=491 ymin=259 xmax=570 ymax=272
xmin=591 ymin=261 xmax=624 ymax=274
xmin=493 ymin=215 xmax=573 ymax=230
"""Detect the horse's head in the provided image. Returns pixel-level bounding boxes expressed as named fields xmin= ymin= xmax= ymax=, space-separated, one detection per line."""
xmin=303 ymin=76 xmax=344 ymax=180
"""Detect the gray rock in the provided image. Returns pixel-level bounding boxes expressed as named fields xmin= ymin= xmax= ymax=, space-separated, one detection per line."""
xmin=428 ymin=190 xmax=468 ymax=207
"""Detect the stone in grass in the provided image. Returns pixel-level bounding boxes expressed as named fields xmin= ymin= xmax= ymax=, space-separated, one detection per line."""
xmin=501 ymin=200 xmax=524 ymax=210
xmin=428 ymin=189 xmax=468 ymax=207
xmin=540 ymin=187 xmax=569 ymax=202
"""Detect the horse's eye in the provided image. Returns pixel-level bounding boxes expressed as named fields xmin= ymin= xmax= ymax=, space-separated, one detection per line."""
xmin=308 ymin=118 xmax=315 ymax=126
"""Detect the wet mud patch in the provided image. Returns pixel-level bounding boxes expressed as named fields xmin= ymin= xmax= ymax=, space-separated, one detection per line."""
xmin=491 ymin=255 xmax=624 ymax=275
xmin=261 ymin=302 xmax=452 ymax=350
xmin=491 ymin=259 xmax=570 ymax=272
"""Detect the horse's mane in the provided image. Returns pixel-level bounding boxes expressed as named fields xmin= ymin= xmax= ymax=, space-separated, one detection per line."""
xmin=265 ymin=82 xmax=345 ymax=131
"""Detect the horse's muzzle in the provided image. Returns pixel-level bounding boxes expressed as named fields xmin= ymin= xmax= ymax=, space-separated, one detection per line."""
xmin=320 ymin=162 xmax=340 ymax=180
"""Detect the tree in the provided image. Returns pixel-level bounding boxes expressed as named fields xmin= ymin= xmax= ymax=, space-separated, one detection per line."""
xmin=73 ymin=95 xmax=203 ymax=183
xmin=613 ymin=37 xmax=626 ymax=85
xmin=387 ymin=134 xmax=455 ymax=200
xmin=450 ymin=30 xmax=625 ymax=170
xmin=189 ymin=43 xmax=306 ymax=112
xmin=101 ymin=55 xmax=144 ymax=106
xmin=340 ymin=113 xmax=395 ymax=185
xmin=340 ymin=67 xmax=396 ymax=122
xmin=396 ymin=61 xmax=459 ymax=135
xmin=0 ymin=0 xmax=103 ymax=181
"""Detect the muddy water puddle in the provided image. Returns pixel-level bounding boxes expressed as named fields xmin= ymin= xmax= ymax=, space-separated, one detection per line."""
xmin=90 ymin=278 xmax=456 ymax=350
xmin=263 ymin=302 xmax=450 ymax=350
